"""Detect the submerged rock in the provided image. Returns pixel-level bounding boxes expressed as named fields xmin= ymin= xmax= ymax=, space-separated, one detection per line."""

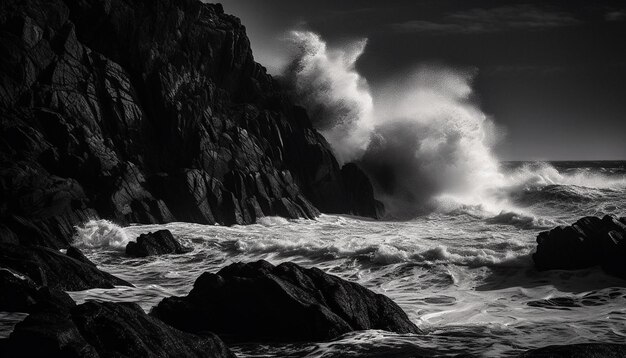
xmin=1 ymin=301 xmax=234 ymax=358
xmin=126 ymin=230 xmax=192 ymax=257
xmin=532 ymin=214 xmax=626 ymax=278
xmin=152 ymin=260 xmax=420 ymax=342
xmin=0 ymin=244 xmax=131 ymax=291
xmin=518 ymin=343 xmax=626 ymax=357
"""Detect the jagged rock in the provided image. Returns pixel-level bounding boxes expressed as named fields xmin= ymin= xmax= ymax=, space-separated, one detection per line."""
xmin=533 ymin=214 xmax=626 ymax=278
xmin=518 ymin=343 xmax=626 ymax=357
xmin=0 ymin=267 xmax=75 ymax=313
xmin=126 ymin=230 xmax=192 ymax=257
xmin=0 ymin=0 xmax=382 ymax=250
xmin=1 ymin=301 xmax=234 ymax=358
xmin=66 ymin=246 xmax=96 ymax=266
xmin=0 ymin=244 xmax=131 ymax=290
xmin=0 ymin=311 xmax=98 ymax=358
xmin=151 ymin=260 xmax=420 ymax=342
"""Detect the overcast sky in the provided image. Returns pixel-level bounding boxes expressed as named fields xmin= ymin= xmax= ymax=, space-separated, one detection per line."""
xmin=220 ymin=0 xmax=626 ymax=160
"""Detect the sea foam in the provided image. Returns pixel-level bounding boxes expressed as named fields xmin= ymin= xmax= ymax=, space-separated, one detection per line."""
xmin=72 ymin=219 xmax=130 ymax=250
xmin=287 ymin=31 xmax=506 ymax=217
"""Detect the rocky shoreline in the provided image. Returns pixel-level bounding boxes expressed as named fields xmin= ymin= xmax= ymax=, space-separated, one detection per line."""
xmin=0 ymin=0 xmax=418 ymax=355
xmin=0 ymin=0 xmax=382 ymax=250
xmin=2 ymin=230 xmax=625 ymax=357
xmin=0 ymin=239 xmax=420 ymax=357
xmin=0 ymin=257 xmax=406 ymax=357
xmin=1 ymin=0 xmax=625 ymax=356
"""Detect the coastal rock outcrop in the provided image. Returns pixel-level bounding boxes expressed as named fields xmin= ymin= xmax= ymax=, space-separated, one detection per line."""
xmin=0 ymin=0 xmax=382 ymax=250
xmin=151 ymin=260 xmax=420 ymax=342
xmin=1 ymin=301 xmax=234 ymax=358
xmin=0 ymin=268 xmax=75 ymax=313
xmin=126 ymin=230 xmax=192 ymax=257
xmin=0 ymin=244 xmax=131 ymax=290
xmin=532 ymin=214 xmax=626 ymax=278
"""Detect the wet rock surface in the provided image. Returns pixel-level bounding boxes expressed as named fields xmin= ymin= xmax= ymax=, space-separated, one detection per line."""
xmin=126 ymin=229 xmax=192 ymax=257
xmin=0 ymin=0 xmax=382 ymax=250
xmin=0 ymin=244 xmax=130 ymax=291
xmin=1 ymin=301 xmax=234 ymax=358
xmin=0 ymin=267 xmax=75 ymax=313
xmin=533 ymin=214 xmax=626 ymax=278
xmin=152 ymin=260 xmax=420 ymax=342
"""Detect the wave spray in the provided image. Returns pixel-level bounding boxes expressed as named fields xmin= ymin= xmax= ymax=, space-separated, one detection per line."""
xmin=286 ymin=31 xmax=505 ymax=217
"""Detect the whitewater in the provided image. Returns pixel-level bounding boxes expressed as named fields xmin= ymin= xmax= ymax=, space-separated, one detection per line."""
xmin=33 ymin=160 xmax=620 ymax=357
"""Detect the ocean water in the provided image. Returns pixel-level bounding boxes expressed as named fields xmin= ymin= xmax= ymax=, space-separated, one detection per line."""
xmin=3 ymin=161 xmax=626 ymax=357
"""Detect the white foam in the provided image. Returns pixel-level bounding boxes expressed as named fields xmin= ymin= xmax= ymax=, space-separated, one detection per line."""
xmin=485 ymin=211 xmax=556 ymax=229
xmin=504 ymin=162 xmax=626 ymax=190
xmin=256 ymin=216 xmax=291 ymax=226
xmin=372 ymin=244 xmax=408 ymax=264
xmin=72 ymin=219 xmax=130 ymax=250
xmin=287 ymin=31 xmax=374 ymax=164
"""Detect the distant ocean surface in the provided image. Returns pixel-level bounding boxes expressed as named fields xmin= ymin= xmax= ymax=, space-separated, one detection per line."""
xmin=5 ymin=161 xmax=626 ymax=357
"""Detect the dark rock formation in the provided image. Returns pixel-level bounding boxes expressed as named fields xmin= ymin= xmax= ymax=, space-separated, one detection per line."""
xmin=518 ymin=343 xmax=626 ymax=357
xmin=532 ymin=214 xmax=626 ymax=278
xmin=66 ymin=246 xmax=96 ymax=266
xmin=340 ymin=163 xmax=384 ymax=218
xmin=0 ymin=244 xmax=131 ymax=290
xmin=126 ymin=229 xmax=192 ymax=257
xmin=152 ymin=260 xmax=420 ymax=342
xmin=0 ymin=0 xmax=381 ymax=249
xmin=0 ymin=267 xmax=75 ymax=313
xmin=1 ymin=301 xmax=234 ymax=358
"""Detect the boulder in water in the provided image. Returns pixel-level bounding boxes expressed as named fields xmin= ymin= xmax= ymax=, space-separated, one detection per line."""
xmin=125 ymin=230 xmax=192 ymax=257
xmin=151 ymin=260 xmax=420 ymax=342
xmin=533 ymin=214 xmax=626 ymax=278
xmin=1 ymin=301 xmax=234 ymax=358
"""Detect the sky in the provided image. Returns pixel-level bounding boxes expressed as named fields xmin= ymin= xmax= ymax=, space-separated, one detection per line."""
xmin=220 ymin=0 xmax=626 ymax=161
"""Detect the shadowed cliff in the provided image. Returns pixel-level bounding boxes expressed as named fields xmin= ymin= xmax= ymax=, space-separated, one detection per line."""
xmin=0 ymin=0 xmax=382 ymax=248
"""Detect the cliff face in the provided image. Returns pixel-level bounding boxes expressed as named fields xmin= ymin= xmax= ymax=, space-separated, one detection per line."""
xmin=0 ymin=0 xmax=382 ymax=248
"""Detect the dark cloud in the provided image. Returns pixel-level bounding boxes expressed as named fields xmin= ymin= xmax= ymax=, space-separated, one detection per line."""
xmin=605 ymin=10 xmax=626 ymax=21
xmin=391 ymin=5 xmax=581 ymax=34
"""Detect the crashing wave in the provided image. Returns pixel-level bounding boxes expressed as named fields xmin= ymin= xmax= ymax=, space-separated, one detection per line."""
xmin=285 ymin=31 xmax=511 ymax=217
xmin=286 ymin=31 xmax=626 ymax=223
xmin=504 ymin=162 xmax=626 ymax=190
xmin=72 ymin=219 xmax=130 ymax=250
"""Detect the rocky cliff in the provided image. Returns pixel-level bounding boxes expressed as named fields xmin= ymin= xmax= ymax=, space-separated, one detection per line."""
xmin=0 ymin=0 xmax=382 ymax=248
